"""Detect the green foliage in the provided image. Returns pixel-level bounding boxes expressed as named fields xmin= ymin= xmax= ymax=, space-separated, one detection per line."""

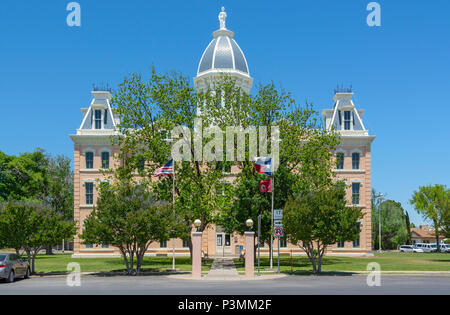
xmin=283 ymin=182 xmax=363 ymax=273
xmin=110 ymin=67 xmax=345 ymax=268
xmin=0 ymin=149 xmax=49 ymax=201
xmin=379 ymin=200 xmax=408 ymax=249
xmin=0 ymin=200 xmax=76 ymax=272
xmin=80 ymin=179 xmax=174 ymax=274
xmin=410 ymin=184 xmax=449 ymax=250
xmin=46 ymin=155 xmax=74 ymax=221
xmin=0 ymin=150 xmax=73 ymax=221
xmin=372 ymin=190 xmax=411 ymax=249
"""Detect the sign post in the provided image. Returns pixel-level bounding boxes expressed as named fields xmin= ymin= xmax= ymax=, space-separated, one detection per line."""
xmin=257 ymin=214 xmax=261 ymax=276
xmin=273 ymin=210 xmax=283 ymax=274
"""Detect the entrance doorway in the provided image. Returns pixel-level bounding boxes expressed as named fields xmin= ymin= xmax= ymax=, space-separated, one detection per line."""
xmin=216 ymin=232 xmax=232 ymax=256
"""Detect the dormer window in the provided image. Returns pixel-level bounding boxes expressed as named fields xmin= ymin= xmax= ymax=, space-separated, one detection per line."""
xmin=344 ymin=111 xmax=351 ymax=130
xmin=94 ymin=110 xmax=102 ymax=129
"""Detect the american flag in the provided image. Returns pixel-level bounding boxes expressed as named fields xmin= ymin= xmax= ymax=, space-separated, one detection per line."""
xmin=152 ymin=159 xmax=174 ymax=177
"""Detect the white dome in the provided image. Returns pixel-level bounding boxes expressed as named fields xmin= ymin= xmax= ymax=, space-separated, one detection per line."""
xmin=197 ymin=8 xmax=249 ymax=76
xmin=198 ymin=32 xmax=249 ymax=75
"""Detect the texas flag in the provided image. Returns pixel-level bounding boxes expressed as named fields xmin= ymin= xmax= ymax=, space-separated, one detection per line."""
xmin=253 ymin=157 xmax=273 ymax=175
xmin=259 ymin=179 xmax=272 ymax=192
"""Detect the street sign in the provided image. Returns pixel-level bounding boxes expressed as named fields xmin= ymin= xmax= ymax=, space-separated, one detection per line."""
xmin=274 ymin=209 xmax=283 ymax=220
xmin=273 ymin=226 xmax=284 ymax=238
xmin=274 ymin=219 xmax=283 ymax=227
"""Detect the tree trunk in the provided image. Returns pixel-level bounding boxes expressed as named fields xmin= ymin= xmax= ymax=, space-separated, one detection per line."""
xmin=304 ymin=245 xmax=317 ymax=274
xmin=25 ymin=249 xmax=32 ymax=268
xmin=45 ymin=245 xmax=53 ymax=255
xmin=188 ymin=235 xmax=193 ymax=262
xmin=268 ymin=241 xmax=272 ymax=269
xmin=435 ymin=220 xmax=441 ymax=252
xmin=317 ymin=247 xmax=325 ymax=274
xmin=31 ymin=250 xmax=39 ymax=274
xmin=120 ymin=248 xmax=130 ymax=274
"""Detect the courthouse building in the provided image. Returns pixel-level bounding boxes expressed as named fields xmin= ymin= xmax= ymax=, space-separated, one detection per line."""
xmin=70 ymin=8 xmax=375 ymax=258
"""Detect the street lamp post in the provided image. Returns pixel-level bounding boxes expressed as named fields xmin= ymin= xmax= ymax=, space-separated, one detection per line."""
xmin=194 ymin=219 xmax=201 ymax=232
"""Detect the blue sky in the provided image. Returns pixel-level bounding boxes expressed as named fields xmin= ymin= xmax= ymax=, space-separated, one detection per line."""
xmin=0 ymin=0 xmax=449 ymax=226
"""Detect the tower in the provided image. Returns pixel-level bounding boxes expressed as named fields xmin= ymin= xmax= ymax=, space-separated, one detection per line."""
xmin=323 ymin=86 xmax=376 ymax=253
xmin=69 ymin=86 xmax=120 ymax=257
xmin=194 ymin=7 xmax=253 ymax=94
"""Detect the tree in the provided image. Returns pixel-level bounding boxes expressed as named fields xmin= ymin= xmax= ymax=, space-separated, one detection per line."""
xmin=111 ymin=67 xmax=340 ymax=262
xmin=378 ymin=200 xmax=408 ymax=249
xmin=211 ymin=80 xmax=321 ymax=262
xmin=80 ymin=179 xmax=174 ymax=274
xmin=46 ymin=155 xmax=74 ymax=221
xmin=405 ymin=211 xmax=412 ymax=245
xmin=0 ymin=200 xmax=76 ymax=272
xmin=112 ymin=69 xmax=231 ymax=260
xmin=44 ymin=155 xmax=74 ymax=254
xmin=371 ymin=191 xmax=410 ymax=249
xmin=0 ymin=200 xmax=32 ymax=253
xmin=410 ymin=184 xmax=449 ymax=251
xmin=283 ymin=182 xmax=363 ymax=273
xmin=0 ymin=149 xmax=49 ymax=202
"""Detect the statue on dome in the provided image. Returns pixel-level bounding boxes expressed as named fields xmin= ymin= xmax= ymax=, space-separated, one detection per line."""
xmin=219 ymin=7 xmax=227 ymax=29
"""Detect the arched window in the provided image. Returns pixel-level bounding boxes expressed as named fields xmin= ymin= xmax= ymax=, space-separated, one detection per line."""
xmin=85 ymin=152 xmax=94 ymax=169
xmin=352 ymin=152 xmax=360 ymax=169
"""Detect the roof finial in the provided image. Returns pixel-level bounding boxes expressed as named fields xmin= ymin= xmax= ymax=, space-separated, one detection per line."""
xmin=219 ymin=7 xmax=227 ymax=30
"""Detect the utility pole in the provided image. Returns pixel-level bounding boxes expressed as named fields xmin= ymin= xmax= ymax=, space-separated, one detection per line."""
xmin=376 ymin=193 xmax=384 ymax=253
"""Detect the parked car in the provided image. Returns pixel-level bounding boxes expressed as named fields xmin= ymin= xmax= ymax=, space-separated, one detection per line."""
xmin=0 ymin=253 xmax=30 ymax=283
xmin=433 ymin=243 xmax=450 ymax=253
xmin=441 ymin=244 xmax=450 ymax=253
xmin=416 ymin=243 xmax=436 ymax=253
xmin=399 ymin=245 xmax=424 ymax=253
xmin=416 ymin=243 xmax=437 ymax=253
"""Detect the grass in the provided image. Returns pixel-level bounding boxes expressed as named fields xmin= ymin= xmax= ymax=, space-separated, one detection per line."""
xmin=233 ymin=252 xmax=450 ymax=272
xmin=27 ymin=254 xmax=213 ymax=274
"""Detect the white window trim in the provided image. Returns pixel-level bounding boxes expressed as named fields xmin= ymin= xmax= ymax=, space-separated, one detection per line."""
xmin=82 ymin=179 xmax=96 ymax=186
xmin=92 ymin=108 xmax=104 ymax=130
xmin=350 ymin=148 xmax=363 ymax=155
xmin=99 ymin=147 xmax=112 ymax=155
xmin=82 ymin=147 xmax=96 ymax=155
xmin=334 ymin=148 xmax=347 ymax=156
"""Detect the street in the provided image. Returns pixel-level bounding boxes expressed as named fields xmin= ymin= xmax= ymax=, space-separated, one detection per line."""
xmin=1 ymin=274 xmax=449 ymax=295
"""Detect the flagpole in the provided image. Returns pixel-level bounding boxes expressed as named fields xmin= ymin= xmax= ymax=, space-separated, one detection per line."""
xmin=172 ymin=160 xmax=176 ymax=270
xmin=270 ymin=173 xmax=274 ymax=269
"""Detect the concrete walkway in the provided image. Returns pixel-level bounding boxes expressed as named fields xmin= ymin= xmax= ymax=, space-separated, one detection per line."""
xmin=204 ymin=257 xmax=240 ymax=280
xmin=167 ymin=257 xmax=287 ymax=281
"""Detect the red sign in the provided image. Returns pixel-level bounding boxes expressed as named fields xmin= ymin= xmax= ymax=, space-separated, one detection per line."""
xmin=274 ymin=227 xmax=284 ymax=238
xmin=259 ymin=179 xmax=272 ymax=192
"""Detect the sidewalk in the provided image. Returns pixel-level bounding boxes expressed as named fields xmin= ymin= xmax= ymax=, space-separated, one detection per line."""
xmin=167 ymin=257 xmax=287 ymax=281
xmin=204 ymin=257 xmax=240 ymax=280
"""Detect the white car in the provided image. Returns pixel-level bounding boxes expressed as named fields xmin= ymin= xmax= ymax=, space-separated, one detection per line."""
xmin=400 ymin=245 xmax=423 ymax=253
xmin=441 ymin=244 xmax=450 ymax=253
xmin=416 ymin=243 xmax=437 ymax=252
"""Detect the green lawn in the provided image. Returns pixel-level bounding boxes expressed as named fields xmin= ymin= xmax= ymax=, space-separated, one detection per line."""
xmin=29 ymin=254 xmax=213 ymax=274
xmin=234 ymin=252 xmax=450 ymax=272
